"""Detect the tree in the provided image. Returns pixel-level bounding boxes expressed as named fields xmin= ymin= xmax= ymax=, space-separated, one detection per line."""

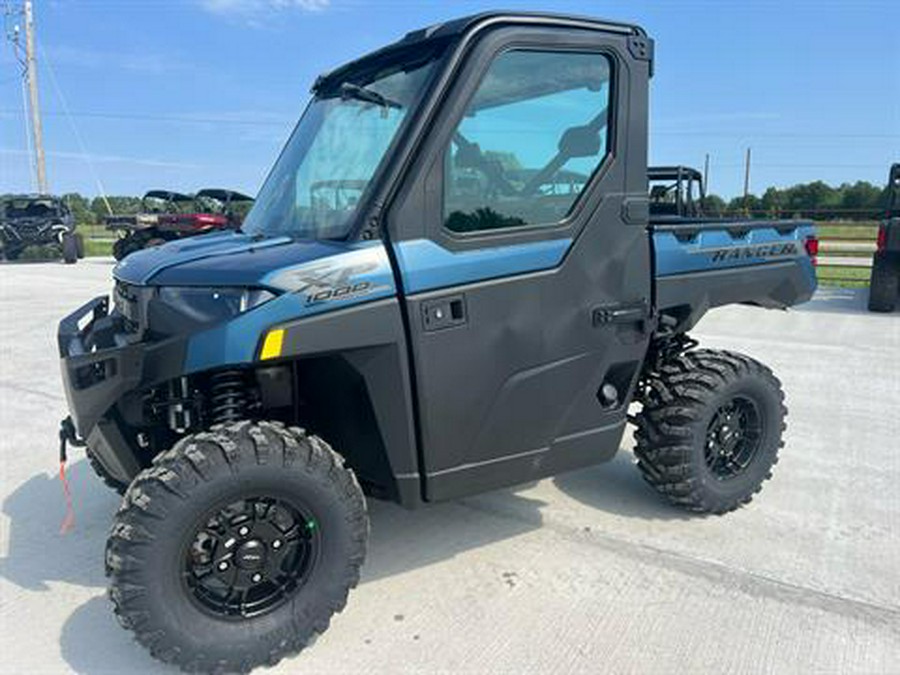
xmin=61 ymin=193 xmax=95 ymax=226
xmin=701 ymin=194 xmax=727 ymax=216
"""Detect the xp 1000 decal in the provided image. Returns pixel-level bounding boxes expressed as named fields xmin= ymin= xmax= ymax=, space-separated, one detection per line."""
xmin=266 ymin=245 xmax=395 ymax=306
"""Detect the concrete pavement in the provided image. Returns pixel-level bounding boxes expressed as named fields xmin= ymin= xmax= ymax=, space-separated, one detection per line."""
xmin=1 ymin=259 xmax=898 ymax=674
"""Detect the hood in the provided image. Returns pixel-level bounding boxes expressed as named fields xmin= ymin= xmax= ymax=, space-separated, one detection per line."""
xmin=113 ymin=231 xmax=354 ymax=288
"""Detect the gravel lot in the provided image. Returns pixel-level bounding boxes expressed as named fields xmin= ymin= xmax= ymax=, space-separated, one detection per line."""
xmin=1 ymin=259 xmax=898 ymax=674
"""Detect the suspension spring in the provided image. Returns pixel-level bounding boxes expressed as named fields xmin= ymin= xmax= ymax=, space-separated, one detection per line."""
xmin=209 ymin=370 xmax=247 ymax=424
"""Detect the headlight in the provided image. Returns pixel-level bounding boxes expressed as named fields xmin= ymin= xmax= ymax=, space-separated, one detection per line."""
xmin=157 ymin=287 xmax=276 ymax=324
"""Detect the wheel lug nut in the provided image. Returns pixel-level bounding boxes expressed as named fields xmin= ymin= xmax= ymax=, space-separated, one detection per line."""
xmin=239 ymin=526 xmax=250 ymax=537
xmin=272 ymin=540 xmax=282 ymax=550
xmin=218 ymin=561 xmax=228 ymax=571
xmin=252 ymin=573 xmax=262 ymax=583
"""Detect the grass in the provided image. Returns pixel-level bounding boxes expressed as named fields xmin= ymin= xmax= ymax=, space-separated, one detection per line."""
xmin=84 ymin=238 xmax=113 ymax=257
xmin=75 ymin=223 xmax=115 ymax=257
xmin=816 ymin=221 xmax=879 ymax=240
xmin=816 ymin=264 xmax=871 ymax=288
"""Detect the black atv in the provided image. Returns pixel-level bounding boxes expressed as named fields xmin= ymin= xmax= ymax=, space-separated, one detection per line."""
xmin=0 ymin=194 xmax=83 ymax=263
xmin=868 ymin=163 xmax=900 ymax=312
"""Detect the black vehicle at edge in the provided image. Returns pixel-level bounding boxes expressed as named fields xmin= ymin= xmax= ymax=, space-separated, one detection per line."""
xmin=56 ymin=13 xmax=817 ymax=673
xmin=868 ymin=163 xmax=900 ymax=312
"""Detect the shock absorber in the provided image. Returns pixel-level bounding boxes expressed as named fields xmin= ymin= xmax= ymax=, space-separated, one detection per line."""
xmin=209 ymin=370 xmax=247 ymax=424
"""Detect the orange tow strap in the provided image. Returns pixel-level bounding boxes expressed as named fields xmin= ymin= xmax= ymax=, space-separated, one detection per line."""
xmin=59 ymin=460 xmax=75 ymax=534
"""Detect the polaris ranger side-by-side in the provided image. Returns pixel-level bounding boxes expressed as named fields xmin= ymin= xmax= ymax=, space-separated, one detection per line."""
xmin=868 ymin=163 xmax=900 ymax=312
xmin=106 ymin=189 xmax=254 ymax=260
xmin=648 ymin=165 xmax=706 ymax=220
xmin=57 ymin=13 xmax=817 ymax=673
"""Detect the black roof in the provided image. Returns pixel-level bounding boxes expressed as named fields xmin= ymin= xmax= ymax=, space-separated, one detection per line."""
xmin=196 ymin=189 xmax=254 ymax=203
xmin=648 ymin=166 xmax=704 ymax=181
xmin=143 ymin=190 xmax=193 ymax=202
xmin=316 ymin=11 xmax=645 ymax=92
xmin=1 ymin=193 xmax=65 ymax=203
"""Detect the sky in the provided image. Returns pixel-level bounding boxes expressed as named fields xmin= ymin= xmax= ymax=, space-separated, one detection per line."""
xmin=0 ymin=0 xmax=898 ymax=200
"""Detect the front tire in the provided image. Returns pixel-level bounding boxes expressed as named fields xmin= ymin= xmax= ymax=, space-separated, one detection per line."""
xmin=633 ymin=349 xmax=786 ymax=514
xmin=61 ymin=232 xmax=78 ymax=264
xmin=86 ymin=446 xmax=128 ymax=495
xmin=106 ymin=420 xmax=368 ymax=672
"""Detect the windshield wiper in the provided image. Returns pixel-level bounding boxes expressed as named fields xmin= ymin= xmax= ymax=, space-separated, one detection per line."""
xmin=339 ymin=82 xmax=402 ymax=110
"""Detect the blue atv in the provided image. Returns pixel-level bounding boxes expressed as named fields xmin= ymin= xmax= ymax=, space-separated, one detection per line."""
xmin=57 ymin=12 xmax=817 ymax=673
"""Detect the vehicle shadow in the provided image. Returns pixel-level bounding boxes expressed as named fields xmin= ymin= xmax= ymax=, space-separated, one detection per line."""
xmin=552 ymin=449 xmax=690 ymax=522
xmin=2 ymin=455 xmax=548 ymax=673
xmin=0 ymin=460 xmax=120 ymax=591
xmin=795 ymin=286 xmax=895 ymax=315
xmin=61 ymin=595 xmax=169 ymax=674
xmin=5 ymin=444 xmax=686 ymax=673
xmin=0 ymin=458 xmax=547 ymax=593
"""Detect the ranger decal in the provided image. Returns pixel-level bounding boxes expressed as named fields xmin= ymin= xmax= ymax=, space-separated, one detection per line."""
xmin=704 ymin=242 xmax=799 ymax=264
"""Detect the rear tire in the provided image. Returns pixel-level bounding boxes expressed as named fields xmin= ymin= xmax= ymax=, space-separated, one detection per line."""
xmin=75 ymin=232 xmax=85 ymax=259
xmin=868 ymin=254 xmax=898 ymax=312
xmin=61 ymin=232 xmax=78 ymax=264
xmin=633 ymin=348 xmax=786 ymax=514
xmin=106 ymin=420 xmax=368 ymax=673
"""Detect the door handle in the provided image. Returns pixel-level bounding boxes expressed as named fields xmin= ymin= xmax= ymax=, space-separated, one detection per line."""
xmin=422 ymin=295 xmax=467 ymax=332
xmin=592 ymin=301 xmax=649 ymax=328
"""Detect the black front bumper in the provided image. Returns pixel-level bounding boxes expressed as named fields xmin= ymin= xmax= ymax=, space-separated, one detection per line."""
xmin=1 ymin=221 xmax=73 ymax=248
xmin=58 ymin=295 xmax=186 ymax=483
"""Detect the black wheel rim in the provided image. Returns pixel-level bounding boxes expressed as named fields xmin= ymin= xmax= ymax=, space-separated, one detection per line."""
xmin=183 ymin=496 xmax=320 ymax=619
xmin=704 ymin=395 xmax=764 ymax=480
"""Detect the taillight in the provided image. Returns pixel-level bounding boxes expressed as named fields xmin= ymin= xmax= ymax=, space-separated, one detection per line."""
xmin=876 ymin=225 xmax=887 ymax=252
xmin=804 ymin=236 xmax=819 ymax=265
xmin=193 ymin=214 xmax=222 ymax=226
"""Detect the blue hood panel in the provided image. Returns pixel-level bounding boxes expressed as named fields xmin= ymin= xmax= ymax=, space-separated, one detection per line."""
xmin=113 ymin=232 xmax=347 ymax=288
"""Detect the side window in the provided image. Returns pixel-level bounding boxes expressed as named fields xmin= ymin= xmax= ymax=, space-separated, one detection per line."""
xmin=444 ymin=49 xmax=612 ymax=233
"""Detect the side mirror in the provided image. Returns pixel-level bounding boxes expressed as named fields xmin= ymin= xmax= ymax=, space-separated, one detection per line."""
xmin=558 ymin=124 xmax=601 ymax=159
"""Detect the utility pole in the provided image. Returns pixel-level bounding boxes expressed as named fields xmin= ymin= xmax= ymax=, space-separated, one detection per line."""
xmin=742 ymin=147 xmax=751 ymax=212
xmin=23 ymin=0 xmax=47 ymax=193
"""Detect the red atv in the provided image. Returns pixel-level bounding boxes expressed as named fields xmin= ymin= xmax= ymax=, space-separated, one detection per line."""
xmin=106 ymin=189 xmax=253 ymax=260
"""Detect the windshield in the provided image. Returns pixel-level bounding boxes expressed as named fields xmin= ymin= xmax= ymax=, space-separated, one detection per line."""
xmin=242 ymin=45 xmax=444 ymax=241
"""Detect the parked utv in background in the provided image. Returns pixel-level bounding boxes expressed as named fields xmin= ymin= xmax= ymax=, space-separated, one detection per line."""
xmin=868 ymin=163 xmax=900 ymax=312
xmin=648 ymin=165 xmax=706 ymax=220
xmin=107 ymin=189 xmax=253 ymax=260
xmin=57 ymin=12 xmax=818 ymax=673
xmin=0 ymin=194 xmax=82 ymax=263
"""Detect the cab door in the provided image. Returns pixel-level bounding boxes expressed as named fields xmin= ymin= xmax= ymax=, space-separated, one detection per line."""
xmin=387 ymin=25 xmax=653 ymax=501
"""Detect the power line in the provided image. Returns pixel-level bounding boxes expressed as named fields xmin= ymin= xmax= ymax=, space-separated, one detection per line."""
xmin=37 ymin=35 xmax=111 ymax=212
xmin=0 ymin=108 xmax=291 ymax=126
xmin=1 ymin=107 xmax=896 ymax=143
